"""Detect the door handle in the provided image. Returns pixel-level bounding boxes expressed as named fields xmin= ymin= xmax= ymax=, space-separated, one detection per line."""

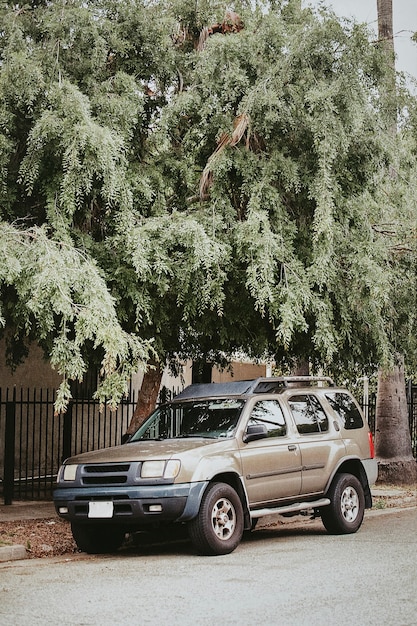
xmin=288 ymin=445 xmax=297 ymax=451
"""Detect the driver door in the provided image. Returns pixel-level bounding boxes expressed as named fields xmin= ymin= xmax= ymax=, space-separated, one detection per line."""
xmin=239 ymin=399 xmax=302 ymax=507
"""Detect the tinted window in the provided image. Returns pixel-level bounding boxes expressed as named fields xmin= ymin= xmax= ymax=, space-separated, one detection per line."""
xmin=247 ymin=400 xmax=287 ymax=437
xmin=130 ymin=399 xmax=244 ymax=440
xmin=325 ymin=392 xmax=364 ymax=430
xmin=288 ymin=395 xmax=329 ymax=434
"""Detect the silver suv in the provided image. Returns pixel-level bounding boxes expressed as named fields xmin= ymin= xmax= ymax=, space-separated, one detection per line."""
xmin=54 ymin=377 xmax=377 ymax=555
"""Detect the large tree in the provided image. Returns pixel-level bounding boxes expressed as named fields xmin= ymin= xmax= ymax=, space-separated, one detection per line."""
xmin=159 ymin=1 xmax=401 ymax=368
xmin=0 ymin=0 xmax=416 ymax=432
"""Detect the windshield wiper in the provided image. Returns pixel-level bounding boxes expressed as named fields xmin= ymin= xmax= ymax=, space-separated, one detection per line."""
xmin=129 ymin=436 xmax=169 ymax=442
xmin=175 ymin=433 xmax=217 ymax=439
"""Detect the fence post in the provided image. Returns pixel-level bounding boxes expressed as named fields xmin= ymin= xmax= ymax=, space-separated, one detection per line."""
xmin=4 ymin=391 xmax=16 ymax=505
xmin=62 ymin=401 xmax=73 ymax=462
xmin=407 ymin=379 xmax=412 ymax=424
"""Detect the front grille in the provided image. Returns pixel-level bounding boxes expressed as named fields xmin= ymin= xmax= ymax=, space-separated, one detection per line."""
xmin=80 ymin=462 xmax=133 ymax=486
xmin=84 ymin=464 xmax=130 ymax=473
xmin=83 ymin=476 xmax=128 ymax=485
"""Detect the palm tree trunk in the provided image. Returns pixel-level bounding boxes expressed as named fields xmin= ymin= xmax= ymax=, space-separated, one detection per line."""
xmin=374 ymin=0 xmax=416 ymax=486
xmin=375 ymin=357 xmax=417 ymax=484
xmin=377 ymin=0 xmax=396 ymax=135
xmin=377 ymin=0 xmax=394 ymax=44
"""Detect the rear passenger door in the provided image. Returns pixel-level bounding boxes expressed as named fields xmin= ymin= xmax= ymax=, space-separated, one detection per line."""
xmin=287 ymin=394 xmax=345 ymax=496
xmin=239 ymin=399 xmax=302 ymax=507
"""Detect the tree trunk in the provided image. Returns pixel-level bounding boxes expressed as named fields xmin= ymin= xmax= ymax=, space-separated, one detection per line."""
xmin=375 ymin=358 xmax=417 ymax=485
xmin=377 ymin=0 xmax=396 ymax=135
xmin=377 ymin=0 xmax=393 ymax=43
xmin=126 ymin=359 xmax=163 ymax=435
xmin=375 ymin=1 xmax=416 ymax=486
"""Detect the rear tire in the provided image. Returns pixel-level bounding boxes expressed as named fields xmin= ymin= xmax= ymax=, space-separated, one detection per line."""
xmin=321 ymin=473 xmax=365 ymax=534
xmin=188 ymin=482 xmax=244 ymax=555
xmin=71 ymin=523 xmax=126 ymax=554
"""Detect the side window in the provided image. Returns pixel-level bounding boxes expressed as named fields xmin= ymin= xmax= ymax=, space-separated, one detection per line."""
xmin=288 ymin=394 xmax=329 ymax=434
xmin=247 ymin=400 xmax=287 ymax=438
xmin=325 ymin=392 xmax=364 ymax=430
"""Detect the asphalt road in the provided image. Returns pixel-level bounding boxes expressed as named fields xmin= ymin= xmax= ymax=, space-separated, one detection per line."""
xmin=1 ymin=508 xmax=416 ymax=626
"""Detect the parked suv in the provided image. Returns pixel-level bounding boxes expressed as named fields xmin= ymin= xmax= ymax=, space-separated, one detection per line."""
xmin=54 ymin=376 xmax=377 ymax=555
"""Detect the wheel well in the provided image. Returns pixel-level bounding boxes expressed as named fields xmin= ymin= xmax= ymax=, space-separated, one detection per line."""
xmin=209 ymin=473 xmax=251 ymax=529
xmin=331 ymin=460 xmax=372 ymax=508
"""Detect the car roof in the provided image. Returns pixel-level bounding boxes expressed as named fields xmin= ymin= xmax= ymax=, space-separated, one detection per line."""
xmin=173 ymin=376 xmax=336 ymax=401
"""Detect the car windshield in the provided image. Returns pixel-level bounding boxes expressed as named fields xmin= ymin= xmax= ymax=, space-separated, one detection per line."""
xmin=129 ymin=399 xmax=245 ymax=441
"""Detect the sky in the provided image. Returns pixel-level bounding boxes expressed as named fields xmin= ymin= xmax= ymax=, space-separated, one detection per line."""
xmin=304 ymin=1 xmax=417 ymax=85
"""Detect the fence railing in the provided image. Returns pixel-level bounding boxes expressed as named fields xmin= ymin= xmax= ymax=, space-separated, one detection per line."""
xmin=0 ymin=387 xmax=139 ymax=502
xmin=1 ymin=384 xmax=416 ymax=502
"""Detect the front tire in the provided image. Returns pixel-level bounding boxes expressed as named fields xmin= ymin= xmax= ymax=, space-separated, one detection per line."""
xmin=71 ymin=523 xmax=126 ymax=554
xmin=188 ymin=482 xmax=244 ymax=555
xmin=321 ymin=473 xmax=365 ymax=534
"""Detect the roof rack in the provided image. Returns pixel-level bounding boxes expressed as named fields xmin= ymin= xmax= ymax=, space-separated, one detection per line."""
xmin=246 ymin=377 xmax=334 ymax=394
xmin=173 ymin=376 xmax=335 ymax=401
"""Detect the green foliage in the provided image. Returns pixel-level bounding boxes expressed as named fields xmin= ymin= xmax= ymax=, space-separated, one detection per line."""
xmin=162 ymin=1 xmax=407 ymax=370
xmin=0 ymin=223 xmax=151 ymax=410
xmin=0 ymin=0 xmax=416 ymax=411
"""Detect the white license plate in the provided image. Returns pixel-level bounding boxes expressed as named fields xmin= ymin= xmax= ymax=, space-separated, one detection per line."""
xmin=88 ymin=501 xmax=114 ymax=518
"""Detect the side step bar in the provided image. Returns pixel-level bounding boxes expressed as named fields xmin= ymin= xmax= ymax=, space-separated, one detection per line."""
xmin=250 ymin=498 xmax=331 ymax=520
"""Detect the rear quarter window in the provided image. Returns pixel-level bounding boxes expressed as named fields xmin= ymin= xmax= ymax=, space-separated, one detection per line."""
xmin=325 ymin=392 xmax=364 ymax=430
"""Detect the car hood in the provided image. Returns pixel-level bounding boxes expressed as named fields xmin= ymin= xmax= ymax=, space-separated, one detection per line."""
xmin=65 ymin=438 xmax=228 ymax=464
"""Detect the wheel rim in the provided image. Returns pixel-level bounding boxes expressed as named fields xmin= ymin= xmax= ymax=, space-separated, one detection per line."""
xmin=211 ymin=497 xmax=236 ymax=541
xmin=340 ymin=485 xmax=359 ymax=523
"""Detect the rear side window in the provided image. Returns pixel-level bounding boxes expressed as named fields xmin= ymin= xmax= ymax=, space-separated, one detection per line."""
xmin=325 ymin=392 xmax=364 ymax=430
xmin=288 ymin=395 xmax=329 ymax=434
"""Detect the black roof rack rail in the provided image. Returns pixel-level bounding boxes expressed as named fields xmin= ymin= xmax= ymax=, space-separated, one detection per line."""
xmin=247 ymin=376 xmax=335 ymax=394
xmin=173 ymin=376 xmax=335 ymax=401
xmin=173 ymin=380 xmax=254 ymax=400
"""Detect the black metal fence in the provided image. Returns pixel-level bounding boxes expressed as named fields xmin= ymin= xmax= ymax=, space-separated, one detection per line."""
xmin=1 ymin=384 xmax=416 ymax=503
xmin=406 ymin=381 xmax=417 ymax=459
xmin=0 ymin=387 xmax=139 ymax=502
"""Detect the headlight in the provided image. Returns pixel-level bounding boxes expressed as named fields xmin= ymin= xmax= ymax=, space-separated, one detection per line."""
xmin=60 ymin=464 xmax=78 ymax=481
xmin=141 ymin=459 xmax=180 ymax=479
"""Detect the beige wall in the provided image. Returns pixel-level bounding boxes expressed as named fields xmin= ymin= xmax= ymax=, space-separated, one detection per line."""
xmin=212 ymin=361 xmax=270 ymax=382
xmin=0 ymin=339 xmax=62 ymax=390
xmin=0 ymin=340 xmax=270 ymax=394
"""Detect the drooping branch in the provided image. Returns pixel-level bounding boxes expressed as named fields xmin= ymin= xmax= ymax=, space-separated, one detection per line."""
xmin=197 ymin=10 xmax=244 ymax=51
xmin=199 ymin=113 xmax=250 ymax=199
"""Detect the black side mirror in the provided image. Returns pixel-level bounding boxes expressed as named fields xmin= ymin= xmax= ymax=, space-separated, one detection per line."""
xmin=243 ymin=423 xmax=268 ymax=443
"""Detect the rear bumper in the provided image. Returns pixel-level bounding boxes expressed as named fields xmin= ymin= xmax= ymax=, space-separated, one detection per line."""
xmin=53 ymin=482 xmax=206 ymax=526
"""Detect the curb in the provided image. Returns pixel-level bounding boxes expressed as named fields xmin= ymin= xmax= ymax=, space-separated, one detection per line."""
xmin=0 ymin=544 xmax=27 ymax=563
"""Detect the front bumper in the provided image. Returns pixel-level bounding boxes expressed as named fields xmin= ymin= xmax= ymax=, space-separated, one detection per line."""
xmin=53 ymin=482 xmax=207 ymax=526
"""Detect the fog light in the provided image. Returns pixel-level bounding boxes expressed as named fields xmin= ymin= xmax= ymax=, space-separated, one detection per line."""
xmin=148 ymin=504 xmax=162 ymax=512
xmin=59 ymin=506 xmax=69 ymax=514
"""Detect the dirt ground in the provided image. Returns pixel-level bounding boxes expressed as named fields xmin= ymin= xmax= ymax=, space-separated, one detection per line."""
xmin=0 ymin=486 xmax=415 ymax=559
xmin=0 ymin=517 xmax=78 ymax=558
